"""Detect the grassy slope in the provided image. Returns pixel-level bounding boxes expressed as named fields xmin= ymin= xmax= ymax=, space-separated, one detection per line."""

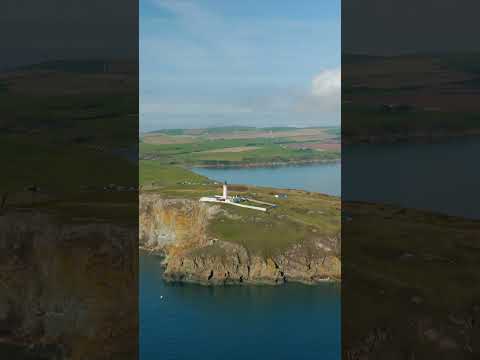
xmin=343 ymin=201 xmax=480 ymax=355
xmin=1 ymin=69 xmax=137 ymax=193
xmin=208 ymin=189 xmax=339 ymax=257
xmin=1 ymin=62 xmax=138 ymax=224
xmin=140 ymin=161 xmax=209 ymax=187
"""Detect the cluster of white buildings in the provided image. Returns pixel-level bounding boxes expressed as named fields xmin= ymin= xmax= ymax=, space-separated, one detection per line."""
xmin=200 ymin=182 xmax=276 ymax=212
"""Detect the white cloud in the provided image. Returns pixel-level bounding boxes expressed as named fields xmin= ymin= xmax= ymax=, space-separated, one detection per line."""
xmin=288 ymin=67 xmax=341 ymax=114
xmin=312 ymin=67 xmax=341 ymax=97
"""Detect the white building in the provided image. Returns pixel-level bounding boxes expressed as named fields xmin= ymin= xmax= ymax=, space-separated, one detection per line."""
xmin=199 ymin=181 xmax=270 ymax=212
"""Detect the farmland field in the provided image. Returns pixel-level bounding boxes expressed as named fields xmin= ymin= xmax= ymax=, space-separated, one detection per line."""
xmin=140 ymin=126 xmax=340 ymax=167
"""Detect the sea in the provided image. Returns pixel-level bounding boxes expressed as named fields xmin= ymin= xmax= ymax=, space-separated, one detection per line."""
xmin=140 ymin=253 xmax=341 ymax=360
xmin=193 ymin=162 xmax=341 ymax=197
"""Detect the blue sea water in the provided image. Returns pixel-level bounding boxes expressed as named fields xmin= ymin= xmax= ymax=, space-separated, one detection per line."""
xmin=192 ymin=162 xmax=341 ymax=197
xmin=140 ymin=252 xmax=341 ymax=360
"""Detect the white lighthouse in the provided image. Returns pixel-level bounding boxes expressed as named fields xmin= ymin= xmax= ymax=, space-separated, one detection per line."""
xmin=199 ymin=181 xmax=270 ymax=212
xmin=222 ymin=181 xmax=228 ymax=200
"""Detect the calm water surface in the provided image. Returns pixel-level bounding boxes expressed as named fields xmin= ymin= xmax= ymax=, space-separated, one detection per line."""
xmin=193 ymin=162 xmax=341 ymax=196
xmin=140 ymin=252 xmax=341 ymax=360
xmin=343 ymin=138 xmax=480 ymax=219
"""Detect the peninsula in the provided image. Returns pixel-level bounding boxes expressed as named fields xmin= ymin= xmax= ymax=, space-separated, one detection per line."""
xmin=139 ymin=164 xmax=341 ymax=285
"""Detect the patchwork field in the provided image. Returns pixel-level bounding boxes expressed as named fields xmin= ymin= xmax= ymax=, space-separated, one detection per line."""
xmin=140 ymin=126 xmax=340 ymax=167
xmin=286 ymin=142 xmax=341 ymax=151
xmin=200 ymin=146 xmax=260 ymax=153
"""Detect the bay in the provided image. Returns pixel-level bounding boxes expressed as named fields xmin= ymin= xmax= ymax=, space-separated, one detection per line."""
xmin=192 ymin=162 xmax=341 ymax=197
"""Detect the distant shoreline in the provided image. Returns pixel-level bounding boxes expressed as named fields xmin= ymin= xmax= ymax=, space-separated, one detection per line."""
xmin=189 ymin=157 xmax=340 ymax=169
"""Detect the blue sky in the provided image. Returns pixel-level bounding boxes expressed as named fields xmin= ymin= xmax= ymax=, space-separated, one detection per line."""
xmin=140 ymin=0 xmax=340 ymax=131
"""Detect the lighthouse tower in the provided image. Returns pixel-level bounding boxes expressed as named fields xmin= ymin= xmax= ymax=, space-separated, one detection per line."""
xmin=222 ymin=181 xmax=228 ymax=200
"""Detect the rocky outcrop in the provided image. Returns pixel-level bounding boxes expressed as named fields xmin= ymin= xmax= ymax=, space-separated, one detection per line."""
xmin=163 ymin=241 xmax=340 ymax=285
xmin=139 ymin=194 xmax=214 ymax=250
xmin=0 ymin=212 xmax=137 ymax=359
xmin=140 ymin=194 xmax=341 ymax=285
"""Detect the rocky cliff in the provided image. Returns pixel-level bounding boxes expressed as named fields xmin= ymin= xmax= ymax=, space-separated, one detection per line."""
xmin=140 ymin=193 xmax=341 ymax=285
xmin=0 ymin=212 xmax=138 ymax=359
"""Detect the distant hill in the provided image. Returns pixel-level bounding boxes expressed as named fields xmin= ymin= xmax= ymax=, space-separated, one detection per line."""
xmin=343 ymin=52 xmax=480 ymax=142
xmin=8 ymin=59 xmax=136 ymax=74
xmin=146 ymin=125 xmax=337 ymax=136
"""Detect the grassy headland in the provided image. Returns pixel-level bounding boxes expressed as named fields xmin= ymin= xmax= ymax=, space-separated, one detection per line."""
xmin=140 ymin=162 xmax=340 ymax=259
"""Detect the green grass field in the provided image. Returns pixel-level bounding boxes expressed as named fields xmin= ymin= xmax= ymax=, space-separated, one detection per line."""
xmin=140 ymin=161 xmax=210 ymax=187
xmin=208 ymin=189 xmax=340 ymax=257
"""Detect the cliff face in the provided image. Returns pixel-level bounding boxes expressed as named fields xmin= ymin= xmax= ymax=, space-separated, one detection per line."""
xmin=0 ymin=212 xmax=137 ymax=359
xmin=140 ymin=194 xmax=341 ymax=285
xmin=139 ymin=194 xmax=212 ymax=250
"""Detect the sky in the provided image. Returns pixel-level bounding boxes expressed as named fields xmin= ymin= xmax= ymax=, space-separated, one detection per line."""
xmin=140 ymin=0 xmax=340 ymax=131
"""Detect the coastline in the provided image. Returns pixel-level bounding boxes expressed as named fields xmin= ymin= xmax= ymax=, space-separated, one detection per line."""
xmin=190 ymin=157 xmax=340 ymax=169
xmin=343 ymin=131 xmax=480 ymax=145
xmin=139 ymin=191 xmax=341 ymax=287
xmin=140 ymin=248 xmax=340 ymax=286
